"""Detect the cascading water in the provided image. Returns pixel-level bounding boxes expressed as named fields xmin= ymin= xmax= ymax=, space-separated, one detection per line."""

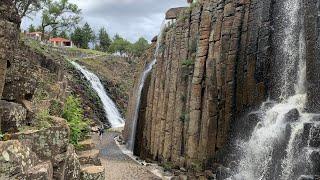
xmin=127 ymin=20 xmax=168 ymax=151
xmin=231 ymin=0 xmax=317 ymax=179
xmin=71 ymin=61 xmax=125 ymax=128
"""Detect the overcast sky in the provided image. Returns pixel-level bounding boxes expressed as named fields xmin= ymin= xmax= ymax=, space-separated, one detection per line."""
xmin=22 ymin=0 xmax=188 ymax=42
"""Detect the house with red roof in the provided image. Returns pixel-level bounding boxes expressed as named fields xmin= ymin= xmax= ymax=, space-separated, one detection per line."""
xmin=49 ymin=37 xmax=73 ymax=47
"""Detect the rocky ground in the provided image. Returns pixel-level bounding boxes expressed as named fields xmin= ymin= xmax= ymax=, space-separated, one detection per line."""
xmin=92 ymin=131 xmax=160 ymax=180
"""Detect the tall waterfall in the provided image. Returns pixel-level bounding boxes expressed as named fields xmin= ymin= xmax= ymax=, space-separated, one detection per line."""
xmin=71 ymin=61 xmax=125 ymax=128
xmin=127 ymin=20 xmax=168 ymax=151
xmin=232 ymin=1 xmax=317 ymax=179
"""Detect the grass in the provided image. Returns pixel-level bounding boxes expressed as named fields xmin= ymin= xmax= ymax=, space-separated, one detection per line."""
xmin=67 ymin=47 xmax=109 ymax=56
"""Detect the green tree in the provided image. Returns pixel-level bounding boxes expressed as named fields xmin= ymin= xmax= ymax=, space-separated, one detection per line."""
xmin=71 ymin=27 xmax=83 ymax=47
xmin=80 ymin=22 xmax=95 ymax=49
xmin=108 ymin=34 xmax=131 ymax=55
xmin=59 ymin=31 xmax=68 ymax=39
xmin=40 ymin=0 xmax=81 ymax=38
xmin=130 ymin=37 xmax=149 ymax=57
xmin=28 ymin=24 xmax=36 ymax=32
xmin=98 ymin=27 xmax=112 ymax=52
xmin=51 ymin=29 xmax=58 ymax=37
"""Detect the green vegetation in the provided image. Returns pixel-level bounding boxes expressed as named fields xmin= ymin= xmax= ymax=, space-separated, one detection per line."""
xmin=108 ymin=34 xmax=131 ymax=55
xmin=189 ymin=37 xmax=198 ymax=54
xmin=96 ymin=27 xmax=112 ymax=52
xmin=40 ymin=0 xmax=81 ymax=37
xmin=190 ymin=161 xmax=203 ymax=172
xmin=71 ymin=22 xmax=95 ymax=49
xmin=161 ymin=162 xmax=174 ymax=172
xmin=129 ymin=37 xmax=149 ymax=57
xmin=35 ymin=110 xmax=53 ymax=129
xmin=180 ymin=112 xmax=189 ymax=122
xmin=62 ymin=95 xmax=90 ymax=145
xmin=182 ymin=59 xmax=194 ymax=67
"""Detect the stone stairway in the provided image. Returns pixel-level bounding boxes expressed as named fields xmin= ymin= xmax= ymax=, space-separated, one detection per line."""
xmin=77 ymin=138 xmax=105 ymax=180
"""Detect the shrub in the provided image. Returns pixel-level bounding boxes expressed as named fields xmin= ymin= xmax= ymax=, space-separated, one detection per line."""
xmin=182 ymin=59 xmax=194 ymax=67
xmin=63 ymin=95 xmax=90 ymax=145
xmin=162 ymin=162 xmax=174 ymax=172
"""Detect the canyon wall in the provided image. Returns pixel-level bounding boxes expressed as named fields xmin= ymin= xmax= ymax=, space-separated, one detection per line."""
xmin=125 ymin=0 xmax=275 ymax=169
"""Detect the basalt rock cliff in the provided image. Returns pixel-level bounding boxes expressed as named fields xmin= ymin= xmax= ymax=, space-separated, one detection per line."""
xmin=124 ymin=0 xmax=320 ymax=175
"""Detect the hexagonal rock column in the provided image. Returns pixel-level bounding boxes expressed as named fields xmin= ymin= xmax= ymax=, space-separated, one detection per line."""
xmin=0 ymin=0 xmax=20 ymax=96
xmin=305 ymin=0 xmax=320 ymax=113
xmin=80 ymin=166 xmax=105 ymax=180
xmin=78 ymin=150 xmax=101 ymax=166
xmin=0 ymin=100 xmax=27 ymax=133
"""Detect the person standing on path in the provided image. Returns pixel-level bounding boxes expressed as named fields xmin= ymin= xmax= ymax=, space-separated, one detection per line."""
xmin=98 ymin=126 xmax=104 ymax=141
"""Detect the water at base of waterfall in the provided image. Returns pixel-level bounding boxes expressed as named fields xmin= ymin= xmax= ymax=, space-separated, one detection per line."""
xmin=71 ymin=61 xmax=125 ymax=128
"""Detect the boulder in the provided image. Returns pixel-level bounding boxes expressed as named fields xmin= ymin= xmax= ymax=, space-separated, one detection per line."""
xmin=0 ymin=100 xmax=27 ymax=132
xmin=0 ymin=140 xmax=39 ymax=179
xmin=61 ymin=145 xmax=81 ymax=180
xmin=78 ymin=150 xmax=101 ymax=166
xmin=22 ymin=161 xmax=53 ymax=180
xmin=284 ymin=108 xmax=300 ymax=123
xmin=80 ymin=166 xmax=105 ymax=180
xmin=20 ymin=100 xmax=35 ymax=124
xmin=10 ymin=117 xmax=70 ymax=162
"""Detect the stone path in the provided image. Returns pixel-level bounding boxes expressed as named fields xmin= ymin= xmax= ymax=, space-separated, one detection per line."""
xmin=92 ymin=131 xmax=160 ymax=180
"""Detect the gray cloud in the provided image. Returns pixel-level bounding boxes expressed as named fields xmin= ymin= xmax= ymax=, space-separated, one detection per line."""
xmin=22 ymin=0 xmax=188 ymax=42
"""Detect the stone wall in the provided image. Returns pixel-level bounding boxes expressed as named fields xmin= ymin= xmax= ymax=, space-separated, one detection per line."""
xmin=124 ymin=0 xmax=274 ymax=169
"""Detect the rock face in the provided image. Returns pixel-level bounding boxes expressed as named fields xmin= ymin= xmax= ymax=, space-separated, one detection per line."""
xmin=125 ymin=0 xmax=275 ymax=169
xmin=0 ymin=0 xmax=20 ymax=96
xmin=305 ymin=0 xmax=320 ymax=113
xmin=0 ymin=100 xmax=27 ymax=133
xmin=166 ymin=7 xmax=188 ymax=20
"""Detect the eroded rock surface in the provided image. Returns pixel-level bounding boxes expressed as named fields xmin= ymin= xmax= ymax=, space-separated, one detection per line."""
xmin=0 ymin=0 xmax=20 ymax=96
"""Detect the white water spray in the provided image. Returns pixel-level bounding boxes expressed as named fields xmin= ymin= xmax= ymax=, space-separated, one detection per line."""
xmin=127 ymin=19 xmax=168 ymax=151
xmin=233 ymin=0 xmax=315 ymax=179
xmin=71 ymin=61 xmax=125 ymax=128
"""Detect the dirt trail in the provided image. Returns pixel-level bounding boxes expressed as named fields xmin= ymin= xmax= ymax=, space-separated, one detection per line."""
xmin=92 ymin=131 xmax=160 ymax=180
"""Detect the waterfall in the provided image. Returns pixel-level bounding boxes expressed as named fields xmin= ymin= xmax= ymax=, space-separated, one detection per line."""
xmin=127 ymin=20 xmax=168 ymax=151
xmin=71 ymin=61 xmax=125 ymax=128
xmin=232 ymin=0 xmax=316 ymax=179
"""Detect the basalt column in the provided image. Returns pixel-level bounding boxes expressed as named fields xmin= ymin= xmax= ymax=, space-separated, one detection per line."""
xmin=305 ymin=0 xmax=320 ymax=113
xmin=0 ymin=0 xmax=20 ymax=96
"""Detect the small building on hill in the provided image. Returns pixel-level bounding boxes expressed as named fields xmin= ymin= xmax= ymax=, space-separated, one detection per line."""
xmin=26 ymin=32 xmax=43 ymax=41
xmin=49 ymin=37 xmax=73 ymax=47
